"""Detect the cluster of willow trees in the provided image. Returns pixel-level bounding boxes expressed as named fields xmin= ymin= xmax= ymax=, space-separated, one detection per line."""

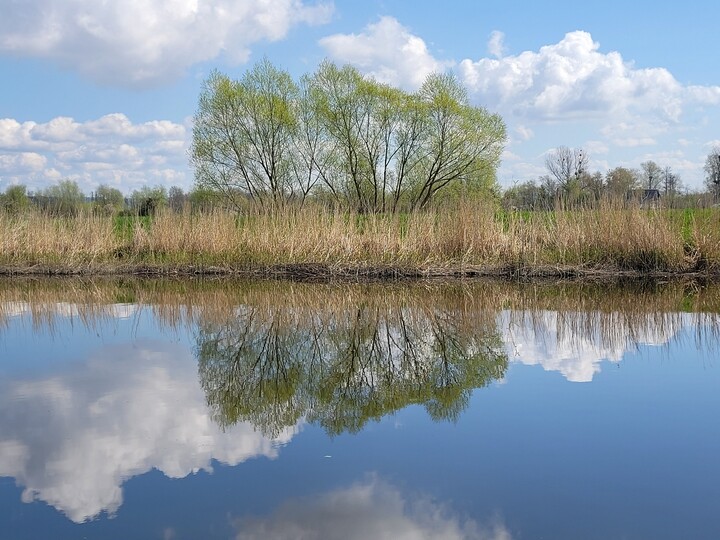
xmin=191 ymin=59 xmax=506 ymax=213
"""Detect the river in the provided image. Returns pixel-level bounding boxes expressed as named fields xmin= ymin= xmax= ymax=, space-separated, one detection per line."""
xmin=1 ymin=278 xmax=718 ymax=539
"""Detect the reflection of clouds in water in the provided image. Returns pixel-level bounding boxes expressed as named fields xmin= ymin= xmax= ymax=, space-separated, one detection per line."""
xmin=235 ymin=477 xmax=512 ymax=540
xmin=1 ymin=301 xmax=138 ymax=319
xmin=502 ymin=311 xmax=681 ymax=382
xmin=0 ymin=343 xmax=297 ymax=523
xmin=1 ymin=302 xmax=32 ymax=317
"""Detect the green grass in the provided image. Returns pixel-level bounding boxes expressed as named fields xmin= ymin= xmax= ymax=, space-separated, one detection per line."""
xmin=112 ymin=215 xmax=152 ymax=242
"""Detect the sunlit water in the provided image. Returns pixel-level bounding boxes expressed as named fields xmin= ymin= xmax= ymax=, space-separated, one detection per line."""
xmin=0 ymin=279 xmax=719 ymax=539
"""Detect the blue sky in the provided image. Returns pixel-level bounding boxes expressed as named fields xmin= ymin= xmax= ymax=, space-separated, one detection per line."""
xmin=1 ymin=0 xmax=719 ymax=194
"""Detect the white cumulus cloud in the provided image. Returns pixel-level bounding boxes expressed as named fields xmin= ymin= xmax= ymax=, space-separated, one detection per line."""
xmin=487 ymin=31 xmax=506 ymax=59
xmin=0 ymin=114 xmax=189 ymax=193
xmin=0 ymin=152 xmax=47 ymax=174
xmin=319 ymin=16 xmax=450 ymax=89
xmin=458 ymin=31 xmax=703 ymax=121
xmin=0 ymin=0 xmax=333 ymax=87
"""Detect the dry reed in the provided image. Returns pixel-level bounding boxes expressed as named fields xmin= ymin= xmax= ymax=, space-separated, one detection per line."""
xmin=0 ymin=211 xmax=118 ymax=271
xmin=0 ymin=202 xmax=719 ymax=276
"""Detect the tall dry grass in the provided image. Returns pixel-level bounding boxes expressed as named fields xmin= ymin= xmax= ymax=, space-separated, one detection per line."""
xmin=548 ymin=206 xmax=687 ymax=271
xmin=0 ymin=211 xmax=118 ymax=271
xmin=0 ymin=202 xmax=718 ymax=275
xmin=126 ymin=203 xmax=510 ymax=271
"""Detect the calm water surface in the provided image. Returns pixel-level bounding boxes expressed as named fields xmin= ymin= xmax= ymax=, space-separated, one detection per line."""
xmin=0 ymin=279 xmax=719 ymax=539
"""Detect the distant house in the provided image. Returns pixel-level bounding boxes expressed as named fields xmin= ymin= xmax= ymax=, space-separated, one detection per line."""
xmin=627 ymin=189 xmax=661 ymax=208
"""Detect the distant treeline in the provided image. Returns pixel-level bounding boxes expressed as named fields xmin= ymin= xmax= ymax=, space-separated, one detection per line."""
xmin=2 ymin=171 xmax=718 ymax=220
xmin=502 ymin=146 xmax=720 ymax=211
xmin=0 ymin=180 xmax=224 ymax=217
xmin=3 ymin=134 xmax=720 ymax=218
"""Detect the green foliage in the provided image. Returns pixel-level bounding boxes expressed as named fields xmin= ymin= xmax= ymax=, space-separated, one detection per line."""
xmin=605 ymin=167 xmax=638 ymax=199
xmin=406 ymin=73 xmax=505 ymax=210
xmin=36 ymin=179 xmax=86 ymax=216
xmin=192 ymin=60 xmax=299 ymax=208
xmin=112 ymin=214 xmax=151 ymax=242
xmin=191 ymin=59 xmax=506 ymax=213
xmin=188 ymin=185 xmax=223 ymax=213
xmin=680 ymin=208 xmax=695 ymax=246
xmin=94 ymin=184 xmax=125 ymax=215
xmin=1 ymin=184 xmax=30 ymax=215
xmin=502 ymin=180 xmax=557 ymax=211
xmin=130 ymin=186 xmax=167 ymax=216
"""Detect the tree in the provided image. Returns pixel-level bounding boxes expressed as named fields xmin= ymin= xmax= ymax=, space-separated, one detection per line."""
xmin=94 ymin=184 xmax=125 ymax=215
xmin=191 ymin=59 xmax=506 ymax=213
xmin=662 ymin=166 xmax=681 ymax=203
xmin=389 ymin=90 xmax=428 ymax=211
xmin=168 ymin=186 xmax=186 ymax=212
xmin=288 ymin=75 xmax=334 ymax=206
xmin=305 ymin=62 xmax=432 ymax=212
xmin=192 ymin=59 xmax=299 ymax=209
xmin=197 ymin=297 xmax=507 ymax=437
xmin=605 ymin=167 xmax=638 ymax=199
xmin=188 ymin=185 xmax=222 ymax=213
xmin=408 ymin=73 xmax=505 ymax=210
xmin=544 ymin=146 xmax=589 ymax=197
xmin=1 ymin=184 xmax=30 ymax=215
xmin=131 ymin=186 xmax=167 ymax=216
xmin=581 ymin=171 xmax=604 ymax=203
xmin=502 ymin=180 xmax=555 ymax=211
xmin=704 ymin=147 xmax=720 ymax=201
xmin=302 ymin=62 xmax=368 ymax=211
xmin=640 ymin=160 xmax=662 ymax=190
xmin=37 ymin=180 xmax=85 ymax=216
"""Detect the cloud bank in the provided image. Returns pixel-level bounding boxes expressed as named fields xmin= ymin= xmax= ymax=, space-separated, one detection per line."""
xmin=458 ymin=30 xmax=720 ymax=121
xmin=2 ymin=12 xmax=720 ymax=190
xmin=322 ymin=20 xmax=720 ymax=123
xmin=320 ymin=19 xmax=720 ymax=188
xmin=0 ymin=113 xmax=189 ymax=192
xmin=0 ymin=0 xmax=333 ymax=86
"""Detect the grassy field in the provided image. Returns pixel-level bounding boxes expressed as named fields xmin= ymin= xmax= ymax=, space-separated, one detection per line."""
xmin=1 ymin=202 xmax=719 ymax=277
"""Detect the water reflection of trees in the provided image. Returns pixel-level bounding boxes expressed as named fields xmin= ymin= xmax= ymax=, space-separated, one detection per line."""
xmin=3 ymin=278 xmax=720 ymax=428
xmin=197 ymin=301 xmax=508 ymax=437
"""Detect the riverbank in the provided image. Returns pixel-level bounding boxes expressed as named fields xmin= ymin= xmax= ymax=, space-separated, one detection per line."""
xmin=1 ymin=203 xmax=719 ymax=279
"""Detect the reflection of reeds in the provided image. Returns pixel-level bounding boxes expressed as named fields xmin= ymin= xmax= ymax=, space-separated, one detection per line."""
xmin=3 ymin=277 xmax=716 ymax=435
xmin=1 ymin=203 xmax=720 ymax=276
xmin=0 ymin=277 xmax=719 ymax=349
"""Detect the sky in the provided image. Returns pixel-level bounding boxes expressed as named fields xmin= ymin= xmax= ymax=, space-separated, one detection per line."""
xmin=1 ymin=0 xmax=719 ymax=195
